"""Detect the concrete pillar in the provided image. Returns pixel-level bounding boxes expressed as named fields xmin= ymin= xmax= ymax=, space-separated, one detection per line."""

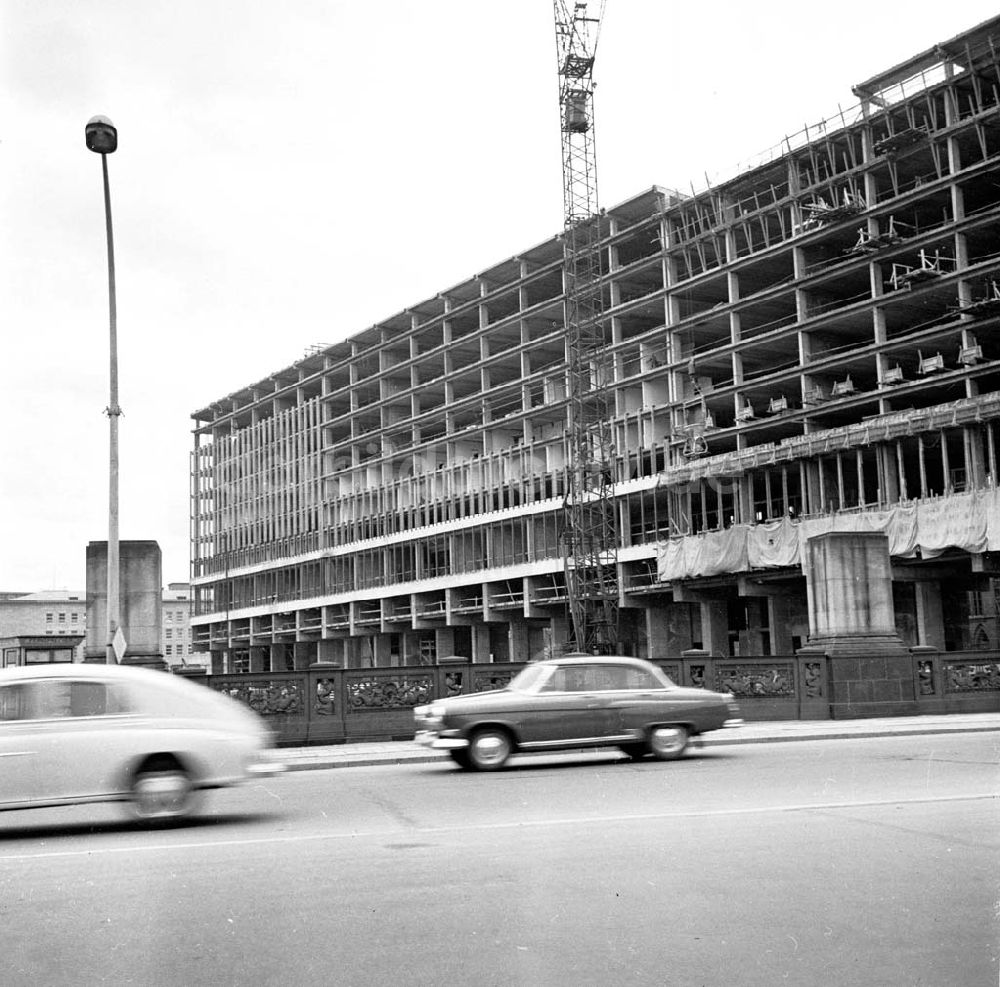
xmin=527 ymin=623 xmax=548 ymax=663
xmin=471 ymin=624 xmax=491 ymax=662
xmin=802 ymin=531 xmax=914 ymax=717
xmin=915 ymin=582 xmax=946 ymax=650
xmin=317 ymin=639 xmax=341 ymax=664
xmin=807 ymin=532 xmax=897 ymax=639
xmin=509 ymin=621 xmax=530 ymax=662
xmin=699 ymin=599 xmax=729 ymax=656
xmin=372 ymin=635 xmax=392 ymax=667
xmin=292 ymin=642 xmax=314 ymax=670
xmin=549 ymin=615 xmax=572 ymax=657
xmin=647 ymin=603 xmax=694 ymax=658
xmin=768 ymin=595 xmax=796 ymax=654
xmin=739 ymin=598 xmax=767 ymax=656
xmin=249 ymin=646 xmax=267 ymax=672
xmin=435 ymin=628 xmax=456 ymax=658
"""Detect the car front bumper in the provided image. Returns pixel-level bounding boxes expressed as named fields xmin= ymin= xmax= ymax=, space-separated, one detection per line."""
xmin=414 ymin=729 xmax=469 ymax=750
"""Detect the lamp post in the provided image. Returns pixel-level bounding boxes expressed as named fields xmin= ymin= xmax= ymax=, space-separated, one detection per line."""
xmin=85 ymin=115 xmax=121 ymax=664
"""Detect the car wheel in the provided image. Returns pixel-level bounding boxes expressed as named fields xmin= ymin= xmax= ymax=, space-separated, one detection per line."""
xmin=618 ymin=743 xmax=648 ymax=760
xmin=448 ymin=749 xmax=473 ymax=770
xmin=128 ymin=759 xmax=201 ymax=821
xmin=467 ymin=728 xmax=513 ymax=771
xmin=648 ymin=725 xmax=690 ymax=760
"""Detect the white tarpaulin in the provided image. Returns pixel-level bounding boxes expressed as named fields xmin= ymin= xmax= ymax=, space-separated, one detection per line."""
xmin=656 ymin=489 xmax=1000 ymax=581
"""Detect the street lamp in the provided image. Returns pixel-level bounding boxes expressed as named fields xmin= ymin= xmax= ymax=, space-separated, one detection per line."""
xmin=85 ymin=115 xmax=121 ymax=664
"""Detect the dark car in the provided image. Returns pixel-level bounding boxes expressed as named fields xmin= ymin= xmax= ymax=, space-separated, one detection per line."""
xmin=414 ymin=655 xmax=743 ymax=771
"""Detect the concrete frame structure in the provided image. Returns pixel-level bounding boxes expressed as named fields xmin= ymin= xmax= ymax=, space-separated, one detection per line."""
xmin=191 ymin=17 xmax=1000 ymax=682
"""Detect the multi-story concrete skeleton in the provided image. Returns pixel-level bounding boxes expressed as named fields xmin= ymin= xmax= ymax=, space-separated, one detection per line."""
xmin=191 ymin=15 xmax=1000 ymax=678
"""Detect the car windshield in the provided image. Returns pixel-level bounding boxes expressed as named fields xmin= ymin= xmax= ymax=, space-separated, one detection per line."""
xmin=506 ymin=664 xmax=553 ymax=693
xmin=508 ymin=660 xmax=674 ymax=694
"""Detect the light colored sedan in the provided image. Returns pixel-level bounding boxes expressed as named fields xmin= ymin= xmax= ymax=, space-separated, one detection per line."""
xmin=0 ymin=663 xmax=283 ymax=821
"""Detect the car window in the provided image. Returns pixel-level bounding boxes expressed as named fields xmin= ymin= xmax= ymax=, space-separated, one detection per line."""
xmin=0 ymin=680 xmax=132 ymax=720
xmin=541 ymin=665 xmax=599 ymax=693
xmin=592 ymin=665 xmax=632 ymax=691
xmin=0 ymin=683 xmax=30 ymax=721
xmin=621 ymin=666 xmax=666 ymax=690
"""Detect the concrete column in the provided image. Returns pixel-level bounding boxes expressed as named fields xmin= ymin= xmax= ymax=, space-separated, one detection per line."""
xmin=266 ymin=644 xmax=285 ymax=671
xmin=435 ymin=628 xmax=456 ymax=658
xmin=317 ymin=639 xmax=341 ymax=664
xmin=508 ymin=621 xmax=530 ymax=662
xmin=739 ymin=598 xmax=767 ymax=656
xmin=807 ymin=532 xmax=897 ymax=639
xmin=915 ymin=582 xmax=946 ymax=650
xmin=292 ymin=641 xmax=314 ymax=669
xmin=370 ymin=635 xmax=391 ymax=667
xmin=549 ymin=615 xmax=571 ymax=657
xmin=471 ymin=624 xmax=491 ymax=662
xmin=802 ymin=530 xmax=914 ymax=717
xmin=768 ymin=595 xmax=796 ymax=654
xmin=647 ymin=603 xmax=695 ymax=658
xmin=699 ymin=599 xmax=729 ymax=656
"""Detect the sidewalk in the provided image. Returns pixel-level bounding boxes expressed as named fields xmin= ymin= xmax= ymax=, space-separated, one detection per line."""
xmin=275 ymin=711 xmax=1000 ymax=772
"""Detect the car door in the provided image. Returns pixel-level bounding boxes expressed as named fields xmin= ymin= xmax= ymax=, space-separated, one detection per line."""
xmin=0 ymin=681 xmax=42 ymax=807
xmin=604 ymin=664 xmax=677 ymax=737
xmin=7 ymin=678 xmax=141 ymax=805
xmin=519 ymin=664 xmax=608 ymax=746
xmin=33 ymin=678 xmax=143 ymax=801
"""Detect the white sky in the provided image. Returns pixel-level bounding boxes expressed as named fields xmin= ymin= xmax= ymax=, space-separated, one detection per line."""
xmin=3 ymin=1 xmax=999 ymax=590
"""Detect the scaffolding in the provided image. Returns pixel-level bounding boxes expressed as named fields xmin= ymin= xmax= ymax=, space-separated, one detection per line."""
xmin=553 ymin=0 xmax=619 ymax=654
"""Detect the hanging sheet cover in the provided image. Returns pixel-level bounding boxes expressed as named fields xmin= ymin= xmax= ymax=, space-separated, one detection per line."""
xmin=656 ymin=489 xmax=1000 ymax=582
xmin=746 ymin=516 xmax=800 ymax=569
xmin=656 ymin=524 xmax=749 ymax=580
xmin=987 ymin=487 xmax=1000 ymax=551
xmin=914 ymin=491 xmax=988 ymax=557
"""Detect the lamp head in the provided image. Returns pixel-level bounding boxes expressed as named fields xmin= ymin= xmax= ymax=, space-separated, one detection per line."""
xmin=85 ymin=115 xmax=117 ymax=154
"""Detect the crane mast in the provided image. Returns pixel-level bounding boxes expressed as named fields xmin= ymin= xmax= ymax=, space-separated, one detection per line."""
xmin=553 ymin=0 xmax=619 ymax=655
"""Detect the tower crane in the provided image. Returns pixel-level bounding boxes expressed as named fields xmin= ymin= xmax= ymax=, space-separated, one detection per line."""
xmin=553 ymin=1 xmax=619 ymax=654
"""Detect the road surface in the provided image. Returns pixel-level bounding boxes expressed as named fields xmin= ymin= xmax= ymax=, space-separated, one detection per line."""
xmin=0 ymin=733 xmax=996 ymax=986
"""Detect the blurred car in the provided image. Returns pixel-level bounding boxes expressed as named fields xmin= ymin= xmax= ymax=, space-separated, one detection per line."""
xmin=0 ymin=662 xmax=283 ymax=821
xmin=414 ymin=654 xmax=742 ymax=771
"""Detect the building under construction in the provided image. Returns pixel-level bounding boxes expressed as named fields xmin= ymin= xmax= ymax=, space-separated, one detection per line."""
xmin=190 ymin=16 xmax=1000 ymax=698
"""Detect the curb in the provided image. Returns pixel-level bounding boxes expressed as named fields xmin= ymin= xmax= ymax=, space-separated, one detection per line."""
xmin=278 ymin=719 xmax=1000 ymax=772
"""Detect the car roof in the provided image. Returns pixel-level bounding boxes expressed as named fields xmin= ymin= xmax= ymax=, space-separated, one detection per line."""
xmin=0 ymin=663 xmax=204 ymax=701
xmin=539 ymin=655 xmax=656 ymax=668
xmin=0 ymin=662 xmax=166 ymax=682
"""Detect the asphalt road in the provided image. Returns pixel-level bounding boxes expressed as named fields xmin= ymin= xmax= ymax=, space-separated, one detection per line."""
xmin=0 ymin=733 xmax=996 ymax=987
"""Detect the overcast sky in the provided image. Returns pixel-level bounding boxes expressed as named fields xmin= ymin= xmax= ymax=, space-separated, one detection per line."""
xmin=3 ymin=1 xmax=999 ymax=591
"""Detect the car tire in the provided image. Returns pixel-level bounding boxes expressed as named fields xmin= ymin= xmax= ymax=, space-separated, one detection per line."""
xmin=648 ymin=724 xmax=690 ymax=760
xmin=448 ymin=749 xmax=473 ymax=770
xmin=467 ymin=728 xmax=513 ymax=771
xmin=618 ymin=743 xmax=648 ymax=760
xmin=128 ymin=758 xmax=201 ymax=821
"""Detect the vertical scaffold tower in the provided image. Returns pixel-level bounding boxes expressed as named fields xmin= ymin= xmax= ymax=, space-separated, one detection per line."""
xmin=553 ymin=0 xmax=619 ymax=654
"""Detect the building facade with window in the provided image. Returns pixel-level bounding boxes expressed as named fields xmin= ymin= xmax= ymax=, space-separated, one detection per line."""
xmin=161 ymin=582 xmax=199 ymax=667
xmin=190 ymin=17 xmax=1000 ymax=685
xmin=0 ymin=591 xmax=87 ymax=664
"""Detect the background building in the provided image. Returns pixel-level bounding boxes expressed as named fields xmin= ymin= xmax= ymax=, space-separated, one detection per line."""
xmin=161 ymin=581 xmax=198 ymax=667
xmin=0 ymin=591 xmax=87 ymax=663
xmin=190 ymin=17 xmax=1000 ymax=682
